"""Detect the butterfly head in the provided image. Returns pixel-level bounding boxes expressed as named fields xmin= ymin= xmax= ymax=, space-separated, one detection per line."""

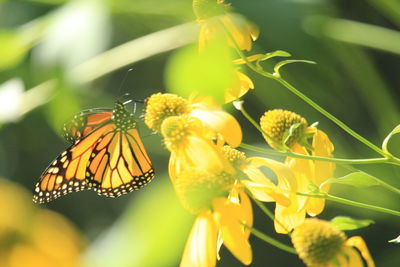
xmin=113 ymin=101 xmax=137 ymax=131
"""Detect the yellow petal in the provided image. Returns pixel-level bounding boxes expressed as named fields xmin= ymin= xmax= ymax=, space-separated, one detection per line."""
xmin=224 ymin=71 xmax=254 ymax=103
xmin=212 ymin=196 xmax=252 ymax=265
xmin=180 ymin=212 xmax=218 ymax=267
xmin=242 ymin=164 xmax=275 ymax=185
xmin=190 ymin=108 xmax=242 ymax=147
xmin=247 ymin=157 xmax=297 ymax=192
xmin=198 ymin=24 xmax=207 ymax=52
xmin=286 ymin=144 xmax=314 ymax=179
xmin=241 ymin=180 xmax=291 ymax=206
xmin=168 ymin=135 xmax=232 ymax=182
xmin=341 ymin=246 xmax=364 ymax=267
xmin=312 ymin=130 xmax=335 ymax=186
xmin=274 ymin=204 xmax=306 ymax=234
xmin=306 ymin=197 xmax=326 ymax=217
xmin=346 ymin=236 xmax=375 ymax=267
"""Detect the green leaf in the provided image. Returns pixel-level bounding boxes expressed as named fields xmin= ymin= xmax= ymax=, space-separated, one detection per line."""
xmin=273 ymin=59 xmax=316 ymax=78
xmin=382 ymin=124 xmax=400 ymax=154
xmin=321 ymin=171 xmax=381 ymax=188
xmin=165 ymin=41 xmax=235 ymax=103
xmin=388 ymin=235 xmax=400 ymax=243
xmin=331 ymin=216 xmax=374 ymax=231
xmin=282 ymin=122 xmax=302 ymax=144
xmin=259 ymin=50 xmax=291 ymax=61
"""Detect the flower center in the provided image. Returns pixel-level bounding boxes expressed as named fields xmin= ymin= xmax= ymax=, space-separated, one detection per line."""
xmin=174 ymin=169 xmax=236 ymax=214
xmin=221 ymin=145 xmax=247 ymax=169
xmin=260 ymin=109 xmax=308 ymax=149
xmin=144 ymin=93 xmax=191 ymax=133
xmin=291 ymin=219 xmax=346 ymax=267
xmin=161 ymin=115 xmax=203 ymax=151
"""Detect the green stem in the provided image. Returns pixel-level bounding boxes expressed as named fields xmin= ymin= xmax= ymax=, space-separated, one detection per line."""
xmin=221 ymin=20 xmax=389 ymax=158
xmin=297 ymin=192 xmax=400 ymax=216
xmin=273 ymin=78 xmax=388 ymax=158
xmin=253 ymin=198 xmax=275 ymax=222
xmin=240 ymin=143 xmax=395 ymax=165
xmin=245 ymin=225 xmax=297 ymax=254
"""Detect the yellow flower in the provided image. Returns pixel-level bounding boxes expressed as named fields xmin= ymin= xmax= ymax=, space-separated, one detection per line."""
xmin=145 ymin=93 xmax=242 ymax=181
xmin=287 ymin=128 xmax=335 ymax=216
xmin=161 ymin=115 xmax=233 ymax=182
xmin=175 ymin=169 xmax=253 ymax=267
xmin=224 ymin=71 xmax=254 ymax=103
xmin=145 ymin=92 xmax=242 ymax=147
xmin=260 ymin=109 xmax=309 ymax=149
xmin=193 ymin=0 xmax=259 ymax=52
xmin=220 ymin=146 xmax=300 ymax=234
xmin=260 ymin=109 xmax=335 ymax=219
xmin=291 ymin=219 xmax=375 ymax=267
xmin=0 ymin=179 xmax=85 ymax=267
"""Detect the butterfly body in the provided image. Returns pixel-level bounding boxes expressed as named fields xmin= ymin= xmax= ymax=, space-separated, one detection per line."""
xmin=33 ymin=101 xmax=154 ymax=203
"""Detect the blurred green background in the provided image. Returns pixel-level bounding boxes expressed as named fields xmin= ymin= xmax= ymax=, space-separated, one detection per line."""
xmin=0 ymin=0 xmax=399 ymax=266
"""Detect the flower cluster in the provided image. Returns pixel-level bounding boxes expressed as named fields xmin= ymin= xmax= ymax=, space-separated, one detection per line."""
xmin=144 ymin=93 xmax=252 ymax=266
xmin=140 ymin=1 xmax=377 ymax=266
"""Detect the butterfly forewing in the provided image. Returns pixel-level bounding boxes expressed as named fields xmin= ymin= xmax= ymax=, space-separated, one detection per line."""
xmin=63 ymin=109 xmax=112 ymax=143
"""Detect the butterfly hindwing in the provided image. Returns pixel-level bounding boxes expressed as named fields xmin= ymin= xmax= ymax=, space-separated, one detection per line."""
xmin=87 ymin=128 xmax=155 ymax=198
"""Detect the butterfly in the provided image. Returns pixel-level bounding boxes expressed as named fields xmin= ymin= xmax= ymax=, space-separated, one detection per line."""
xmin=33 ymin=100 xmax=155 ymax=203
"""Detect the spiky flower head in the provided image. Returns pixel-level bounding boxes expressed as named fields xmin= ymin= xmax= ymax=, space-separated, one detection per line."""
xmin=221 ymin=145 xmax=247 ymax=170
xmin=174 ymin=169 xmax=236 ymax=214
xmin=144 ymin=93 xmax=192 ymax=133
xmin=260 ymin=109 xmax=308 ymax=149
xmin=291 ymin=219 xmax=346 ymax=267
xmin=160 ymin=115 xmax=206 ymax=151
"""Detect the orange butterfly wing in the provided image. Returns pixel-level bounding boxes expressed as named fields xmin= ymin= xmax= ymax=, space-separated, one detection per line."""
xmin=33 ymin=101 xmax=155 ymax=203
xmin=63 ymin=109 xmax=112 ymax=143
xmin=87 ymin=128 xmax=154 ymax=198
xmin=33 ymin=124 xmax=115 ymax=203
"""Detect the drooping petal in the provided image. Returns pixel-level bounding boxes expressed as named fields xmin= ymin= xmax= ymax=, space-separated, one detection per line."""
xmin=346 ymin=236 xmax=375 ymax=267
xmin=224 ymin=71 xmax=254 ymax=103
xmin=180 ymin=212 xmax=218 ymax=267
xmin=190 ymin=107 xmax=242 ymax=147
xmin=212 ymin=196 xmax=252 ymax=265
xmin=169 ymin=135 xmax=232 ymax=182
xmin=247 ymin=157 xmax=297 ymax=192
xmin=241 ymin=180 xmax=291 ymax=206
xmin=312 ymin=130 xmax=335 ymax=186
xmin=274 ymin=203 xmax=306 ymax=234
xmin=306 ymin=197 xmax=326 ymax=217
xmin=342 ymin=246 xmax=364 ymax=267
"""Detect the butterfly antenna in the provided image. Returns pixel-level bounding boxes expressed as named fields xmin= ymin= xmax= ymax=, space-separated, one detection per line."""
xmin=117 ymin=68 xmax=134 ymax=95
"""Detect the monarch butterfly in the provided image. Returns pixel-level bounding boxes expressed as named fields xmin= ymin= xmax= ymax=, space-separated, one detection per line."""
xmin=33 ymin=100 xmax=154 ymax=203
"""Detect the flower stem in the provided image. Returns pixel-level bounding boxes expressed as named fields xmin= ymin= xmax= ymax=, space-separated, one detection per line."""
xmin=222 ymin=21 xmax=390 ymax=158
xmin=240 ymin=143 xmax=397 ymax=166
xmin=244 ymin=225 xmax=297 ymax=254
xmin=272 ymin=77 xmax=389 ymax=158
xmin=296 ymin=192 xmax=400 ymax=216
